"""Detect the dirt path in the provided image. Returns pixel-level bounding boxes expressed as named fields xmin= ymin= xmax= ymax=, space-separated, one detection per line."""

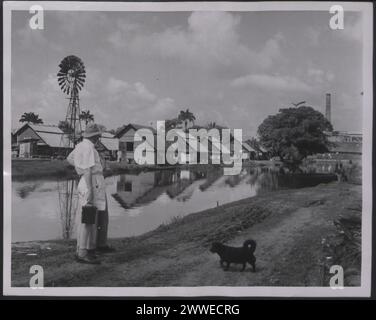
xmin=11 ymin=182 xmax=361 ymax=287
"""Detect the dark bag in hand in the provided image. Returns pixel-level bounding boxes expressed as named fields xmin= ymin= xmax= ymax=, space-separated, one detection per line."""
xmin=81 ymin=205 xmax=97 ymax=224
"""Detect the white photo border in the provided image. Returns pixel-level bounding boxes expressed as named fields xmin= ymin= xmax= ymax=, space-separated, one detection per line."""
xmin=3 ymin=1 xmax=373 ymax=297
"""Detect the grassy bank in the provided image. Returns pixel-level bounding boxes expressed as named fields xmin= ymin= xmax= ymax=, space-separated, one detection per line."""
xmin=11 ymin=181 xmax=361 ymax=287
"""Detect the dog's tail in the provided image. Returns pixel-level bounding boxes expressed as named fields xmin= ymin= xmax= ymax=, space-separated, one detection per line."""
xmin=243 ymin=239 xmax=256 ymax=253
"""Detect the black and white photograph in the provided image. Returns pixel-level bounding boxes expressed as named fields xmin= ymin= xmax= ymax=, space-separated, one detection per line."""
xmin=2 ymin=1 xmax=373 ymax=297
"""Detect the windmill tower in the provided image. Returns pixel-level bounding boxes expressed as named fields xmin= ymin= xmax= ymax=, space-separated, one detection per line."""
xmin=56 ymin=55 xmax=86 ymax=239
xmin=57 ymin=55 xmax=86 ymax=148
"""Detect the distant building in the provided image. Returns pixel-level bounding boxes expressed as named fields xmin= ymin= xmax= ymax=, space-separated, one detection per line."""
xmin=97 ymin=132 xmax=119 ymax=161
xmin=244 ymin=139 xmax=269 ymax=160
xmin=13 ymin=123 xmax=70 ymax=158
xmin=241 ymin=140 xmax=258 ymax=160
xmin=115 ymin=123 xmax=157 ymax=163
xmin=325 ymin=131 xmax=362 ymax=155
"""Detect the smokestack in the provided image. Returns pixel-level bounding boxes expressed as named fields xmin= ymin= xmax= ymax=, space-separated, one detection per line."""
xmin=325 ymin=93 xmax=331 ymax=123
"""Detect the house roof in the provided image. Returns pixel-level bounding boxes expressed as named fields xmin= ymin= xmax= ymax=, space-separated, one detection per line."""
xmin=115 ymin=123 xmax=156 ymax=138
xmin=36 ymin=132 xmax=70 ymax=148
xmin=242 ymin=141 xmax=257 ymax=153
xmin=15 ymin=123 xmax=64 ymax=135
xmin=100 ymin=132 xmax=119 ymax=151
xmin=245 ymin=139 xmax=268 ymax=153
xmin=15 ymin=123 xmax=70 ymax=148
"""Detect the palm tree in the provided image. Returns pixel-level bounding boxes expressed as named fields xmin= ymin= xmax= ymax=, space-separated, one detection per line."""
xmin=206 ymin=121 xmax=217 ymax=129
xmin=79 ymin=110 xmax=94 ymax=126
xmin=178 ymin=109 xmax=196 ymax=131
xmin=19 ymin=112 xmax=43 ymax=124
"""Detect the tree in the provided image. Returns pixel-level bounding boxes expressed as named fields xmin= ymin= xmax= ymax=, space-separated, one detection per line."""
xmin=178 ymin=109 xmax=196 ymax=131
xmin=79 ymin=110 xmax=94 ymax=125
xmin=165 ymin=118 xmax=182 ymax=131
xmin=19 ymin=112 xmax=43 ymax=124
xmin=58 ymin=120 xmax=73 ymax=133
xmin=206 ymin=121 xmax=217 ymax=129
xmin=257 ymin=106 xmax=333 ymax=171
xmin=96 ymin=124 xmax=106 ymax=133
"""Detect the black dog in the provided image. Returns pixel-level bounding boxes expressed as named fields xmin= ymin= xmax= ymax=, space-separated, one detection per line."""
xmin=210 ymin=239 xmax=256 ymax=272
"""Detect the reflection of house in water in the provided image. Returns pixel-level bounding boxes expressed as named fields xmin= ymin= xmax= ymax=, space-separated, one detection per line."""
xmin=175 ymin=179 xmax=205 ymax=202
xmin=15 ymin=181 xmax=43 ymax=199
xmin=224 ymin=169 xmax=249 ymax=188
xmin=199 ymin=168 xmax=223 ymax=191
xmin=112 ymin=169 xmax=213 ymax=209
xmin=112 ymin=171 xmax=166 ymax=209
xmin=165 ymin=169 xmax=205 ymax=199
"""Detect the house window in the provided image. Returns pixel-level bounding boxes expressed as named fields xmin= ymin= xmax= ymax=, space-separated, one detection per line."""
xmin=119 ymin=141 xmax=127 ymax=150
xmin=124 ymin=181 xmax=132 ymax=192
xmin=126 ymin=142 xmax=134 ymax=152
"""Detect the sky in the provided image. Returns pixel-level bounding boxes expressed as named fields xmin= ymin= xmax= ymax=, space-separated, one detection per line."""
xmin=11 ymin=10 xmax=364 ymax=137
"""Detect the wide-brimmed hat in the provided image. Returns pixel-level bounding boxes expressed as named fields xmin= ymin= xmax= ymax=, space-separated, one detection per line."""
xmin=83 ymin=123 xmax=102 ymax=138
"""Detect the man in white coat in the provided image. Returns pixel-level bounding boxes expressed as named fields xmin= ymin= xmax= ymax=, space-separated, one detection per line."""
xmin=67 ymin=123 xmax=114 ymax=264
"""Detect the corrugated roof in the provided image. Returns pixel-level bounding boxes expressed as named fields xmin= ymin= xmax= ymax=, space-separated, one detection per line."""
xmin=15 ymin=123 xmax=70 ymax=147
xmin=15 ymin=123 xmax=64 ymax=135
xmin=36 ymin=131 xmax=70 ymax=147
xmin=100 ymin=133 xmax=119 ymax=151
xmin=30 ymin=124 xmax=64 ymax=134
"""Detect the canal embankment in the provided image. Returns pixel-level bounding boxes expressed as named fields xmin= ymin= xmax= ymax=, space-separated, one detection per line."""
xmin=11 ymin=181 xmax=362 ymax=287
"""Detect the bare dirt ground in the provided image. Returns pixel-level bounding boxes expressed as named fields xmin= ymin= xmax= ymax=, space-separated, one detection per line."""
xmin=11 ymin=182 xmax=361 ymax=287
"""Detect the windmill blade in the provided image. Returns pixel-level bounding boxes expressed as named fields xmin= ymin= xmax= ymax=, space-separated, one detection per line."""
xmin=57 ymin=55 xmax=86 ymax=94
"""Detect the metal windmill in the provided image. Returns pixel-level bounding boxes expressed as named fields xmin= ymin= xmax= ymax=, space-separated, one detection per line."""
xmin=57 ymin=55 xmax=86 ymax=148
xmin=56 ymin=55 xmax=86 ymax=239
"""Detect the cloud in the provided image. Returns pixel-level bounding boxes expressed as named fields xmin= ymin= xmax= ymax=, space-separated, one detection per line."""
xmin=12 ymin=73 xmax=67 ymax=127
xmin=230 ymin=73 xmax=312 ymax=92
xmin=342 ymin=17 xmax=362 ymax=42
xmin=108 ymin=19 xmax=141 ymax=49
xmin=54 ymin=11 xmax=110 ymax=37
xmin=14 ymin=21 xmax=62 ymax=52
xmin=306 ymin=65 xmax=335 ymax=85
xmin=106 ymin=77 xmax=157 ymax=102
xmin=134 ymin=82 xmax=157 ymax=101
xmin=103 ymin=77 xmax=177 ymax=125
xmin=106 ymin=77 xmax=130 ymax=95
xmin=305 ymin=27 xmax=320 ymax=46
xmin=114 ymin=11 xmax=284 ymax=72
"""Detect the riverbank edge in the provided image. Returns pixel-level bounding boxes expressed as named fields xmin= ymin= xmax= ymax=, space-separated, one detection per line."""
xmin=11 ymin=181 xmax=362 ymax=287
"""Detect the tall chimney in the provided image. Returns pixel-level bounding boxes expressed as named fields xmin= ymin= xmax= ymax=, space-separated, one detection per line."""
xmin=325 ymin=93 xmax=331 ymax=123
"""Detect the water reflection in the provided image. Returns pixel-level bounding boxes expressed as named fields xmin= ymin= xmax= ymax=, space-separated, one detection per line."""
xmin=57 ymin=180 xmax=78 ymax=240
xmin=15 ymin=181 xmax=43 ymax=199
xmin=11 ymin=166 xmax=337 ymax=242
